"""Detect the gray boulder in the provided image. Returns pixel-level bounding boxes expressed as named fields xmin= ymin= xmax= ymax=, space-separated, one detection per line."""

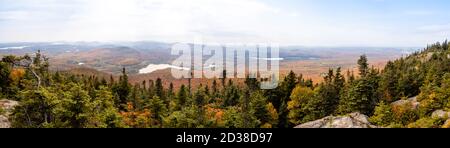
xmin=391 ymin=96 xmax=419 ymax=110
xmin=0 ymin=99 xmax=19 ymax=128
xmin=295 ymin=112 xmax=378 ymax=128
xmin=431 ymin=110 xmax=450 ymax=119
xmin=0 ymin=99 xmax=19 ymax=112
xmin=0 ymin=115 xmax=10 ymax=128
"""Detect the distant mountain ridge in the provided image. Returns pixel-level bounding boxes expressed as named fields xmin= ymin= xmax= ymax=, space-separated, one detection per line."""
xmin=0 ymin=41 xmax=410 ymax=83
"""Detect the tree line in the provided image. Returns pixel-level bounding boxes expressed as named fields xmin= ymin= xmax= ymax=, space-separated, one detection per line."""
xmin=1 ymin=40 xmax=450 ymax=128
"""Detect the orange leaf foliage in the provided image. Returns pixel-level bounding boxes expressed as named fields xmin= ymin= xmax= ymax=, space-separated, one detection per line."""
xmin=10 ymin=68 xmax=25 ymax=83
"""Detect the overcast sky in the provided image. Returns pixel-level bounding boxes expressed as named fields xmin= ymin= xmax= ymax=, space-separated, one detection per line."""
xmin=0 ymin=0 xmax=449 ymax=47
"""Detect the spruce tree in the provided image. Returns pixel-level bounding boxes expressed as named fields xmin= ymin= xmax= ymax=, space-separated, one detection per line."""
xmin=358 ymin=55 xmax=369 ymax=77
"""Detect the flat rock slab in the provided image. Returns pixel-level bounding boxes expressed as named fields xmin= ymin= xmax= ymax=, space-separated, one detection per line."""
xmin=295 ymin=112 xmax=378 ymax=128
xmin=0 ymin=99 xmax=19 ymax=128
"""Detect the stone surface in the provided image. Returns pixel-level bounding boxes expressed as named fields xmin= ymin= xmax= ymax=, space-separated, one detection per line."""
xmin=0 ymin=115 xmax=10 ymax=128
xmin=295 ymin=112 xmax=378 ymax=128
xmin=391 ymin=96 xmax=419 ymax=110
xmin=0 ymin=99 xmax=19 ymax=128
xmin=0 ymin=99 xmax=19 ymax=112
xmin=431 ymin=110 xmax=450 ymax=119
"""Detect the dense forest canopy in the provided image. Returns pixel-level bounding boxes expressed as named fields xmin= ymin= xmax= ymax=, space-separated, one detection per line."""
xmin=1 ymin=40 xmax=450 ymax=128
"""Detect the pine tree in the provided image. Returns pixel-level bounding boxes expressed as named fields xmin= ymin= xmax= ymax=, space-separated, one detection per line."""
xmin=92 ymin=86 xmax=123 ymax=128
xmin=222 ymin=106 xmax=244 ymax=128
xmin=162 ymin=105 xmax=202 ymax=128
xmin=337 ymin=56 xmax=381 ymax=115
xmin=193 ymin=86 xmax=208 ymax=124
xmin=155 ymin=78 xmax=165 ymax=100
xmin=334 ymin=67 xmax=345 ymax=91
xmin=130 ymin=84 xmax=144 ymax=110
xmin=442 ymin=39 xmax=448 ymax=51
xmin=148 ymin=96 xmax=168 ymax=127
xmin=338 ymin=77 xmax=378 ymax=115
xmin=358 ymin=55 xmax=369 ymax=78
xmin=240 ymin=90 xmax=260 ymax=128
xmin=168 ymin=82 xmax=174 ymax=99
xmin=369 ymin=101 xmax=394 ymax=126
xmin=12 ymin=87 xmax=60 ymax=128
xmin=109 ymin=75 xmax=115 ymax=87
xmin=223 ymin=80 xmax=240 ymax=107
xmin=317 ymin=69 xmax=338 ymax=115
xmin=245 ymin=74 xmax=259 ymax=91
xmin=278 ymin=71 xmax=297 ymax=128
xmin=148 ymin=80 xmax=155 ymax=98
xmin=112 ymin=68 xmax=131 ymax=110
xmin=212 ymin=79 xmax=218 ymax=99
xmin=221 ymin=70 xmax=227 ymax=87
xmin=347 ymin=69 xmax=355 ymax=83
xmin=65 ymin=84 xmax=94 ymax=128
xmin=249 ymin=91 xmax=269 ymax=126
xmin=177 ymin=85 xmax=188 ymax=107
xmin=204 ymin=84 xmax=210 ymax=97
xmin=0 ymin=61 xmax=12 ymax=97
xmin=100 ymin=77 xmax=107 ymax=87
xmin=142 ymin=80 xmax=146 ymax=90
xmin=380 ymin=61 xmax=398 ymax=103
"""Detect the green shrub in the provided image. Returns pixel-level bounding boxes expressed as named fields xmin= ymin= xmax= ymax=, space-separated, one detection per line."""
xmin=369 ymin=101 xmax=394 ymax=126
xmin=407 ymin=117 xmax=445 ymax=128
xmin=387 ymin=123 xmax=405 ymax=128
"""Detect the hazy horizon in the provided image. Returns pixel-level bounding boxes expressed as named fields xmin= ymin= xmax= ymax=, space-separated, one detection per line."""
xmin=0 ymin=40 xmax=425 ymax=49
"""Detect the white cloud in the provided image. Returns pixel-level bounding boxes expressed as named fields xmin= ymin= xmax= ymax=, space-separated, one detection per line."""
xmin=1 ymin=0 xmax=448 ymax=47
xmin=58 ymin=0 xmax=281 ymax=42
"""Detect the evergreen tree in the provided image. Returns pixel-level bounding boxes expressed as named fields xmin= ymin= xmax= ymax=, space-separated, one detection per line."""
xmin=155 ymin=78 xmax=165 ymax=100
xmin=0 ymin=61 xmax=12 ymax=97
xmin=380 ymin=61 xmax=399 ymax=103
xmin=148 ymin=96 xmax=168 ymax=127
xmin=12 ymin=87 xmax=60 ymax=128
xmin=112 ymin=68 xmax=131 ymax=110
xmin=369 ymin=101 xmax=394 ymax=126
xmin=193 ymin=86 xmax=208 ymax=124
xmin=358 ymin=55 xmax=369 ymax=78
xmin=168 ymin=82 xmax=174 ymax=99
xmin=245 ymin=74 xmax=260 ymax=91
xmin=177 ymin=85 xmax=188 ymax=107
xmin=223 ymin=80 xmax=240 ymax=107
xmin=221 ymin=70 xmax=227 ymax=87
xmin=92 ymin=86 xmax=124 ymax=128
xmin=65 ymin=84 xmax=94 ymax=128
xmin=278 ymin=71 xmax=297 ymax=128
xmin=240 ymin=90 xmax=260 ymax=128
xmin=211 ymin=79 xmax=218 ymax=99
xmin=334 ymin=67 xmax=345 ymax=91
xmin=249 ymin=91 xmax=269 ymax=126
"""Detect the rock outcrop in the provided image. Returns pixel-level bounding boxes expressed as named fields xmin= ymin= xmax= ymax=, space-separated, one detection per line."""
xmin=0 ymin=99 xmax=19 ymax=128
xmin=295 ymin=112 xmax=378 ymax=128
xmin=430 ymin=110 xmax=450 ymax=128
xmin=431 ymin=110 xmax=450 ymax=119
xmin=391 ymin=96 xmax=419 ymax=110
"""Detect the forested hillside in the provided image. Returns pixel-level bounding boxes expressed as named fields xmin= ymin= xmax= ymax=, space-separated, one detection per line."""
xmin=1 ymin=41 xmax=450 ymax=128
